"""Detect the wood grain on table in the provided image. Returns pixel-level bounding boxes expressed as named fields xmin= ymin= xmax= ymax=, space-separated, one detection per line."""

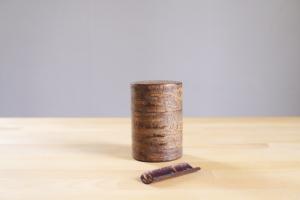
xmin=0 ymin=118 xmax=299 ymax=200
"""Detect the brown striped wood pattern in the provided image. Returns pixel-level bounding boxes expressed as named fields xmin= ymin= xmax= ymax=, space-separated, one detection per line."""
xmin=131 ymin=80 xmax=183 ymax=162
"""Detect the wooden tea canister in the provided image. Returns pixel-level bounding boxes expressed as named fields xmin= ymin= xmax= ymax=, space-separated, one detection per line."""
xmin=131 ymin=80 xmax=183 ymax=162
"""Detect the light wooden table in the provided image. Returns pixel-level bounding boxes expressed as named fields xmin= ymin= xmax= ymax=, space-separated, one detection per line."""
xmin=0 ymin=118 xmax=300 ymax=199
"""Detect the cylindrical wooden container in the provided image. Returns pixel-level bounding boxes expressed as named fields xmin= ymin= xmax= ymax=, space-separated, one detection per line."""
xmin=131 ymin=80 xmax=183 ymax=162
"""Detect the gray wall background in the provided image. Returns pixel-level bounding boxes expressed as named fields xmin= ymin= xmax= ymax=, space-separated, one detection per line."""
xmin=0 ymin=0 xmax=300 ymax=117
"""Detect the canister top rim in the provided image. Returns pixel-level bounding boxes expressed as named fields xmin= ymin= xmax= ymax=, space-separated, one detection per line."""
xmin=131 ymin=80 xmax=182 ymax=86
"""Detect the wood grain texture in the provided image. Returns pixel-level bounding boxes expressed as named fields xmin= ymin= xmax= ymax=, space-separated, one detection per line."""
xmin=131 ymin=81 xmax=182 ymax=162
xmin=131 ymin=81 xmax=182 ymax=113
xmin=0 ymin=118 xmax=300 ymax=200
xmin=140 ymin=162 xmax=200 ymax=184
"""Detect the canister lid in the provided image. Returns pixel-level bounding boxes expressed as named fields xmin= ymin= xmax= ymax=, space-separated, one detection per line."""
xmin=131 ymin=80 xmax=182 ymax=113
xmin=131 ymin=80 xmax=182 ymax=86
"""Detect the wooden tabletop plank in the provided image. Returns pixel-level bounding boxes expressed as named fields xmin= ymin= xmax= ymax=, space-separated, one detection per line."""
xmin=0 ymin=118 xmax=299 ymax=200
